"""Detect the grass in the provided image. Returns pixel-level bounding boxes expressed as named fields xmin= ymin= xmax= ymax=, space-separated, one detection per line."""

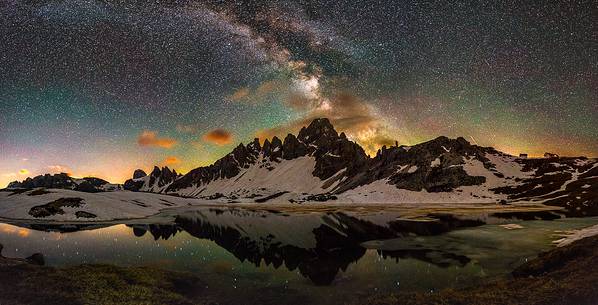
xmin=0 ymin=264 xmax=208 ymax=305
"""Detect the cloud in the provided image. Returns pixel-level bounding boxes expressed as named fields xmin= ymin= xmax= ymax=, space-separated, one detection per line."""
xmin=230 ymin=87 xmax=251 ymax=102
xmin=137 ymin=130 xmax=177 ymax=148
xmin=2 ymin=173 xmax=17 ymax=178
xmin=163 ymin=156 xmax=181 ymax=165
xmin=228 ymin=80 xmax=281 ymax=104
xmin=203 ymin=129 xmax=233 ymax=146
xmin=18 ymin=169 xmax=29 ymax=175
xmin=47 ymin=165 xmax=72 ymax=175
xmin=176 ymin=124 xmax=197 ymax=134
xmin=256 ymin=80 xmax=277 ymax=95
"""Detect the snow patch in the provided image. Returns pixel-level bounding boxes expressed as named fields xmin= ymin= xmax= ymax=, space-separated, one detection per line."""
xmin=0 ymin=189 xmax=206 ymax=222
xmin=172 ymin=156 xmax=329 ymax=201
xmin=500 ymin=224 xmax=524 ymax=230
xmin=554 ymin=224 xmax=598 ymax=247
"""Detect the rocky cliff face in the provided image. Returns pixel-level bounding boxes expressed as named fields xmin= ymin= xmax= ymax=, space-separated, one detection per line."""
xmin=165 ymin=118 xmax=369 ymax=194
xmin=112 ymin=118 xmax=597 ymax=216
xmin=163 ymin=118 xmax=494 ymax=198
xmin=123 ymin=166 xmax=179 ymax=192
xmin=335 ymin=136 xmax=498 ymax=193
xmin=10 ymin=118 xmax=595 ymax=216
xmin=7 ymin=173 xmax=110 ymax=193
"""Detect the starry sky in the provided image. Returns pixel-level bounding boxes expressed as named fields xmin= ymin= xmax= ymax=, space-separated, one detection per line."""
xmin=0 ymin=0 xmax=596 ymax=187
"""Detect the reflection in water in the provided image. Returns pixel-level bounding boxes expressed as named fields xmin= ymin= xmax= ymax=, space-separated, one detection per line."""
xmin=125 ymin=208 xmax=480 ymax=285
xmin=1 ymin=206 xmax=597 ymax=302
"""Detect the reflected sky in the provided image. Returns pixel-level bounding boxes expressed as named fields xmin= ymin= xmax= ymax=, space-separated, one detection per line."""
xmin=1 ymin=210 xmax=597 ymax=305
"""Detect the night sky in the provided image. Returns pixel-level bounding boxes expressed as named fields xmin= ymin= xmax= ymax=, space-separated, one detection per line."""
xmin=1 ymin=0 xmax=596 ymax=187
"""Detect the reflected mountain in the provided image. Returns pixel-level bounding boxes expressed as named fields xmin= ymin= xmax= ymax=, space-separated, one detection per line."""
xmin=128 ymin=207 xmax=481 ymax=285
xmin=129 ymin=224 xmax=182 ymax=240
xmin=378 ymin=249 xmax=471 ymax=268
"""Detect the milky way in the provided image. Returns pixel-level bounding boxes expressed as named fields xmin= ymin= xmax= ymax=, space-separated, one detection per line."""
xmin=0 ymin=0 xmax=596 ymax=186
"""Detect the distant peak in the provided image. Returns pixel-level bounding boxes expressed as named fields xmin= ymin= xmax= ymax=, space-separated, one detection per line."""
xmin=429 ymin=136 xmax=471 ymax=146
xmin=308 ymin=118 xmax=335 ymax=130
xmin=133 ymin=169 xmax=147 ymax=179
xmin=298 ymin=117 xmax=338 ymax=143
xmin=247 ymin=138 xmax=261 ymax=151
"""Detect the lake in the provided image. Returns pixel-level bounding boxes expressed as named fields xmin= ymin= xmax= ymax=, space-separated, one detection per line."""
xmin=0 ymin=206 xmax=596 ymax=305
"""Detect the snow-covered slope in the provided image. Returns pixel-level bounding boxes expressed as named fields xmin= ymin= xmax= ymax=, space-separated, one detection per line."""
xmin=123 ymin=166 xmax=179 ymax=193
xmin=0 ymin=188 xmax=202 ymax=221
xmin=172 ymin=156 xmax=342 ymax=201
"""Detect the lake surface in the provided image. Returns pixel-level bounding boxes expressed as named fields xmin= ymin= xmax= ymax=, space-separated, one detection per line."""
xmin=1 ymin=206 xmax=597 ymax=305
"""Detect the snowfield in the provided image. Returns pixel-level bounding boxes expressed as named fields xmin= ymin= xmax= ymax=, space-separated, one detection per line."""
xmin=333 ymin=179 xmax=506 ymax=204
xmin=0 ymin=189 xmax=206 ymax=222
xmin=170 ymin=156 xmax=335 ymax=200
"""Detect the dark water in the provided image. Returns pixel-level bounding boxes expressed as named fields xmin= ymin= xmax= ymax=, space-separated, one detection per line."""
xmin=1 ymin=206 xmax=597 ymax=304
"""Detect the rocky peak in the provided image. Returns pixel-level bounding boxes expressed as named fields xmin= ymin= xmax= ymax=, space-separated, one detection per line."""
xmin=7 ymin=173 xmax=73 ymax=189
xmin=150 ymin=166 xmax=161 ymax=177
xmin=6 ymin=181 xmax=21 ymax=189
xmin=146 ymin=166 xmax=178 ymax=188
xmin=262 ymin=139 xmax=272 ymax=156
xmin=161 ymin=167 xmax=175 ymax=177
xmin=6 ymin=172 xmax=109 ymax=193
xmin=282 ymin=134 xmax=308 ymax=160
xmin=298 ymin=118 xmax=339 ymax=145
xmin=133 ymin=169 xmax=147 ymax=179
xmin=247 ymin=138 xmax=261 ymax=152
xmin=268 ymin=136 xmax=283 ymax=160
xmin=234 ymin=142 xmax=261 ymax=164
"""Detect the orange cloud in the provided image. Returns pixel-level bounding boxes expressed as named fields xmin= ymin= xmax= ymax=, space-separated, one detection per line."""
xmin=230 ymin=87 xmax=250 ymax=101
xmin=163 ymin=156 xmax=181 ymax=165
xmin=256 ymin=80 xmax=277 ymax=95
xmin=228 ymin=80 xmax=282 ymax=104
xmin=203 ymin=129 xmax=233 ymax=146
xmin=137 ymin=130 xmax=177 ymax=149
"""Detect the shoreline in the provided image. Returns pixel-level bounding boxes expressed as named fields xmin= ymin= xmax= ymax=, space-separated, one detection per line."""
xmin=0 ymin=186 xmax=566 ymax=223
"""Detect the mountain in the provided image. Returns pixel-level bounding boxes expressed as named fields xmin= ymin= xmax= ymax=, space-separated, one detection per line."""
xmin=7 ymin=173 xmax=119 ymax=192
xmin=123 ymin=166 xmax=179 ymax=193
xmin=6 ymin=118 xmax=597 ymax=217
xmin=123 ymin=118 xmax=597 ymax=216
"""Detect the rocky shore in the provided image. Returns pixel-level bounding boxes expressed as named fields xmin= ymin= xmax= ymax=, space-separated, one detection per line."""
xmin=357 ymin=235 xmax=598 ymax=305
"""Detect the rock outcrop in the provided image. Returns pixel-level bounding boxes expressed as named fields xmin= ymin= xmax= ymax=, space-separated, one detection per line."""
xmin=7 ymin=173 xmax=109 ymax=193
xmin=133 ymin=169 xmax=147 ymax=179
xmin=123 ymin=167 xmax=179 ymax=192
